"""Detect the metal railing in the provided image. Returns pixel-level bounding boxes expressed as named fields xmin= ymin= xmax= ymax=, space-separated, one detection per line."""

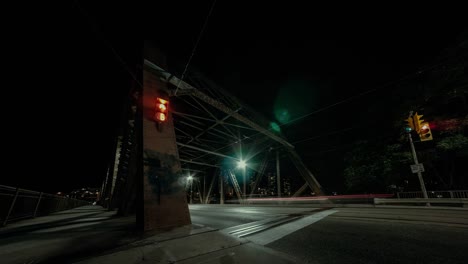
xmin=0 ymin=185 xmax=90 ymax=226
xmin=397 ymin=190 xmax=468 ymax=199
xmin=375 ymin=198 xmax=468 ymax=207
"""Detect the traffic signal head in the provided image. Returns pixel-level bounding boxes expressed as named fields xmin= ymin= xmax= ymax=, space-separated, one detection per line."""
xmin=413 ymin=112 xmax=424 ymax=133
xmin=419 ymin=122 xmax=433 ymax=141
xmin=155 ymin=97 xmax=169 ymax=122
xmin=406 ymin=117 xmax=414 ymax=132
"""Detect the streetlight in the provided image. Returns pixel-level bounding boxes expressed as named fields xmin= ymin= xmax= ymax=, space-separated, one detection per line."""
xmin=237 ymin=160 xmax=247 ymax=202
xmin=187 ymin=175 xmax=194 ymax=204
xmin=237 ymin=160 xmax=246 ymax=169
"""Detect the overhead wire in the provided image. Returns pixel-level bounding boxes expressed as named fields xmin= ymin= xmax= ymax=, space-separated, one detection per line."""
xmin=280 ymin=52 xmax=467 ymax=129
xmin=73 ymin=1 xmax=465 ymax=162
xmin=189 ymin=54 xmax=465 ymax=160
xmin=73 ymin=0 xmax=142 ymax=88
xmin=175 ymin=0 xmax=218 ymax=96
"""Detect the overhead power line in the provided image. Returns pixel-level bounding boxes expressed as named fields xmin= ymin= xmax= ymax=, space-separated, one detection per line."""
xmin=73 ymin=1 xmax=142 ymax=88
xmin=175 ymin=0 xmax=218 ymax=96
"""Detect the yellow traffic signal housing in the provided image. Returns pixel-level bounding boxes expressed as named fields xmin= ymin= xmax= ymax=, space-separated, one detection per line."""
xmin=406 ymin=117 xmax=415 ymax=131
xmin=419 ymin=122 xmax=433 ymax=141
xmin=413 ymin=112 xmax=424 ymax=133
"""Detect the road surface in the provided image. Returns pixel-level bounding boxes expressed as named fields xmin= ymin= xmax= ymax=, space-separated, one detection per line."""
xmin=190 ymin=204 xmax=468 ymax=264
xmin=1 ymin=204 xmax=467 ymax=263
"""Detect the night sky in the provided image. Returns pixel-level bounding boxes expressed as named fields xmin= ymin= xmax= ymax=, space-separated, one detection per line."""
xmin=4 ymin=2 xmax=466 ymax=193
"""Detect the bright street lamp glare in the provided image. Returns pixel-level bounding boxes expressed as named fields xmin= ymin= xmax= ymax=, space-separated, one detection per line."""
xmin=237 ymin=160 xmax=247 ymax=169
xmin=187 ymin=175 xmax=193 ymax=181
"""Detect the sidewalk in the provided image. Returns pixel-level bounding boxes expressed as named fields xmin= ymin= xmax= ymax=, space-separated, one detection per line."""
xmin=0 ymin=205 xmax=137 ymax=264
xmin=74 ymin=224 xmax=299 ymax=264
xmin=0 ymin=205 xmax=300 ymax=264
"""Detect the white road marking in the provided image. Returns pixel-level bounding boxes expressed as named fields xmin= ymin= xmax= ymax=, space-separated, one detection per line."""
xmin=246 ymin=209 xmax=338 ymax=245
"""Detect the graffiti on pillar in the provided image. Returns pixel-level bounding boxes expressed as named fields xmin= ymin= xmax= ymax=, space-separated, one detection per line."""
xmin=143 ymin=149 xmax=184 ymax=197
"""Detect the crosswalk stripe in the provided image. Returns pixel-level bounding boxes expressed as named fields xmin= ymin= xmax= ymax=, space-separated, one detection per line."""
xmin=246 ymin=209 xmax=338 ymax=245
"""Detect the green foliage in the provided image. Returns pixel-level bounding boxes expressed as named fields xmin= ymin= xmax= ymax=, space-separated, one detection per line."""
xmin=342 ymin=36 xmax=467 ymax=192
xmin=343 ymin=141 xmax=412 ymax=193
xmin=436 ymin=134 xmax=468 ymax=151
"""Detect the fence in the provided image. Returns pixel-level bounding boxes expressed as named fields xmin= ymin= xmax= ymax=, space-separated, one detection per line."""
xmin=374 ymin=198 xmax=468 ymax=207
xmin=397 ymin=190 xmax=468 ymax=199
xmin=0 ymin=185 xmax=90 ymax=226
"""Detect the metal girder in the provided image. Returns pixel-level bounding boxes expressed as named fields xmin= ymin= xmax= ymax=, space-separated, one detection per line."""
xmin=197 ymin=138 xmax=227 ymax=145
xmin=211 ymin=127 xmax=238 ymax=140
xmin=173 ymin=113 xmax=207 ymax=126
xmin=287 ymin=150 xmax=323 ymax=195
xmin=179 ymin=121 xmax=204 ymax=131
xmin=249 ymin=151 xmax=269 ymax=198
xmin=175 ymin=127 xmax=195 ymax=139
xmin=190 ymin=112 xmax=238 ymax=143
xmin=190 ymin=96 xmax=238 ymax=139
xmin=292 ymin=183 xmax=309 ymax=197
xmin=189 ymin=139 xmax=222 ymax=152
xmin=204 ymin=131 xmax=231 ymax=142
xmin=221 ymin=122 xmax=256 ymax=131
xmin=181 ymin=168 xmax=205 ymax=173
xmin=179 ymin=152 xmax=198 ymax=158
xmin=172 ymin=111 xmax=216 ymax=122
xmin=180 ymin=97 xmax=205 ymax=111
xmin=190 ymin=95 xmax=222 ymax=123
xmin=144 ymin=59 xmax=324 ymax=195
xmin=179 ymin=151 xmax=199 ymax=159
xmin=190 ymin=89 xmax=294 ymax=149
xmin=143 ymin=59 xmax=293 ymax=149
xmin=176 ymin=142 xmax=237 ymax=160
xmin=204 ymin=170 xmax=217 ymax=204
xmin=179 ymin=159 xmax=220 ymax=168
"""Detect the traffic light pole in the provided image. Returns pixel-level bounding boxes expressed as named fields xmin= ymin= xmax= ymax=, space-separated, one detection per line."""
xmin=407 ymin=128 xmax=430 ymax=204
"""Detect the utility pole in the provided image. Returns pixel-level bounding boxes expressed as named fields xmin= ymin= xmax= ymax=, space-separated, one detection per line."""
xmin=407 ymin=111 xmax=429 ymax=204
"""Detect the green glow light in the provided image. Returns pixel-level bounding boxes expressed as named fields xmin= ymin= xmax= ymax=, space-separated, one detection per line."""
xmin=274 ymin=109 xmax=290 ymax=124
xmin=237 ymin=160 xmax=247 ymax=169
xmin=270 ymin=122 xmax=281 ymax=133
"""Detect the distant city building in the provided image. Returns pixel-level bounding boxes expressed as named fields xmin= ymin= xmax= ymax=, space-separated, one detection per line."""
xmin=69 ymin=187 xmax=100 ymax=202
xmin=263 ymin=172 xmax=291 ymax=196
xmin=283 ymin=177 xmax=291 ymax=196
xmin=267 ymin=172 xmax=277 ymax=196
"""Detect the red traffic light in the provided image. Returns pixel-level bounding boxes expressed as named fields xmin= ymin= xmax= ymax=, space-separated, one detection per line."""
xmin=419 ymin=122 xmax=433 ymax=141
xmin=155 ymin=97 xmax=169 ymax=122
xmin=158 ymin=103 xmax=167 ymax=111
xmin=420 ymin=124 xmax=429 ymax=132
xmin=156 ymin=112 xmax=166 ymax=122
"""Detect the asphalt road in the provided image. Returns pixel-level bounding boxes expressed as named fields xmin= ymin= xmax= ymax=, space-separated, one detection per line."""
xmin=1 ymin=204 xmax=467 ymax=263
xmin=189 ymin=204 xmax=315 ymax=229
xmin=189 ymin=205 xmax=468 ymax=264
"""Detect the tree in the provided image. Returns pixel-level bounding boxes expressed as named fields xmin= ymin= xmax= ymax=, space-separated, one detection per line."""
xmin=343 ymin=141 xmax=412 ymax=193
xmin=434 ymin=133 xmax=468 ymax=188
xmin=344 ymin=33 xmax=468 ymax=193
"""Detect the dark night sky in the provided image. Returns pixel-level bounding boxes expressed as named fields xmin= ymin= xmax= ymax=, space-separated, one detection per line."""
xmin=4 ymin=2 xmax=466 ymax=193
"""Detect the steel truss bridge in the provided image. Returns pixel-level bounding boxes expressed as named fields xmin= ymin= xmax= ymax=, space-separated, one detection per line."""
xmin=99 ymin=46 xmax=325 ymax=230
